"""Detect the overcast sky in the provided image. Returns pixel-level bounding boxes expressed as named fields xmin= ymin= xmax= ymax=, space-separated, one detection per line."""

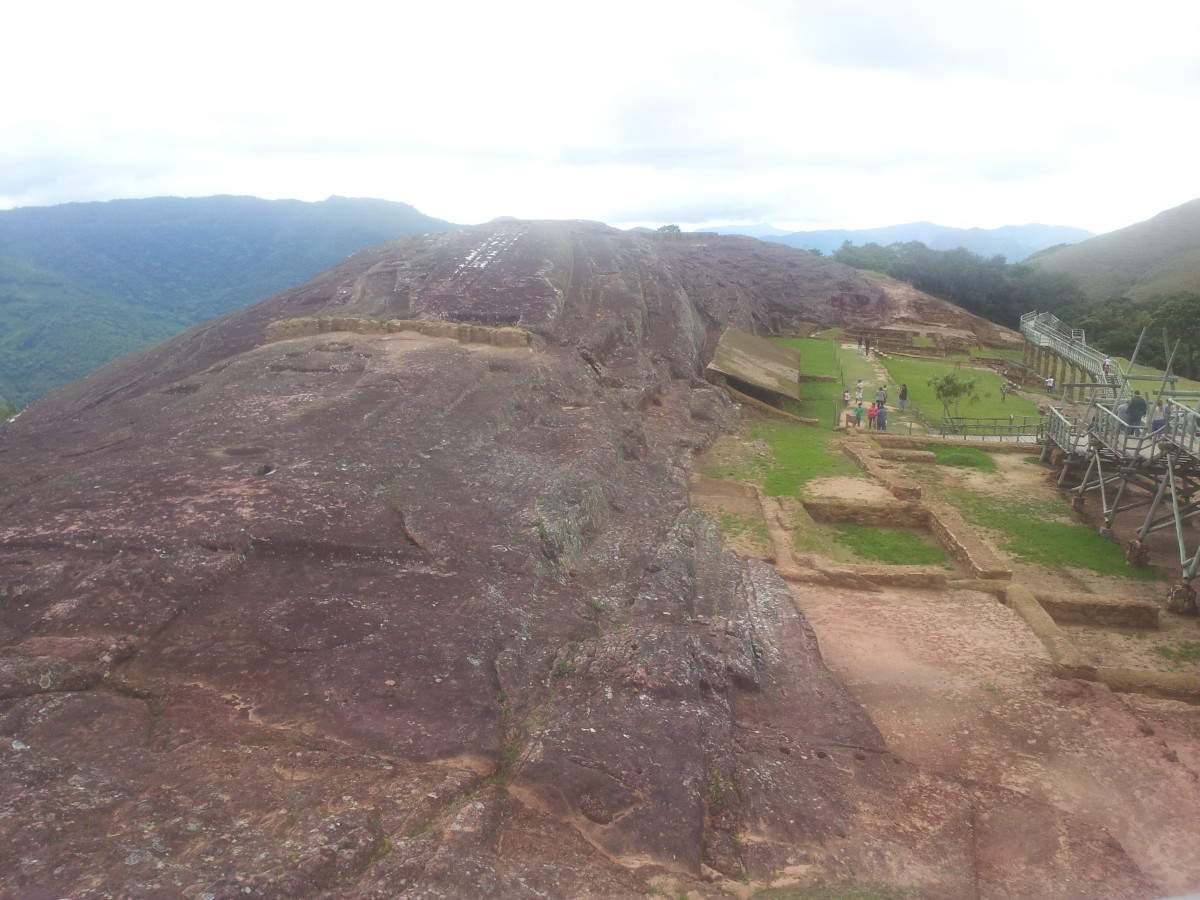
xmin=4 ymin=0 xmax=1199 ymax=234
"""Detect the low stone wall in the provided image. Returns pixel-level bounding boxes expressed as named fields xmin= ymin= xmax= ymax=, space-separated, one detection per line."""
xmin=266 ymin=316 xmax=533 ymax=348
xmin=799 ymin=495 xmax=1009 ymax=581
xmin=872 ymin=433 xmax=1037 ymax=455
xmin=878 ymin=448 xmax=937 ymax=463
xmin=801 ymin=497 xmax=929 ymax=528
xmin=1002 ymin=584 xmax=1091 ymax=676
xmin=947 ymin=582 xmax=1160 ymax=628
xmin=1034 ymin=591 xmax=1160 ymax=628
xmin=926 ymin=502 xmax=1012 ymax=580
xmin=840 ymin=564 xmax=948 ymax=589
xmin=840 ymin=439 xmax=923 ymax=500
xmin=1094 ymin=667 xmax=1200 ymax=704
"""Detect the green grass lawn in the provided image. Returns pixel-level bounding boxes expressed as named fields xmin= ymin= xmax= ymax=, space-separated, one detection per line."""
xmin=950 ymin=491 xmax=1160 ymax=579
xmin=751 ymin=420 xmax=860 ymax=496
xmin=777 ymin=337 xmax=840 ymax=378
xmin=776 ymin=337 xmax=852 ymax=420
xmin=875 ymin=355 xmax=1040 ymax=426
xmin=1116 ymin=358 xmax=1200 ymax=394
xmin=931 ymin=445 xmax=998 ymax=471
xmin=701 ymin=418 xmax=860 ymax=497
xmin=832 ymin=525 xmax=950 ymax=566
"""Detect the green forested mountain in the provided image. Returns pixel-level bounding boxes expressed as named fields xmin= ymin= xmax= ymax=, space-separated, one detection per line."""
xmin=0 ymin=195 xmax=460 ymax=405
xmin=1026 ymin=197 xmax=1200 ymax=303
xmin=830 ymin=240 xmax=1086 ymax=329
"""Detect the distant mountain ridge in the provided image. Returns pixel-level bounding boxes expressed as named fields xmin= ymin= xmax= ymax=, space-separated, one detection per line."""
xmin=1024 ymin=197 xmax=1200 ymax=303
xmin=703 ymin=222 xmax=1093 ymax=261
xmin=0 ymin=195 xmax=460 ymax=404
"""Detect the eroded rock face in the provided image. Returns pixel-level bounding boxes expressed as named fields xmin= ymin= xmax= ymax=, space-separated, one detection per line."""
xmin=0 ymin=222 xmax=1148 ymax=898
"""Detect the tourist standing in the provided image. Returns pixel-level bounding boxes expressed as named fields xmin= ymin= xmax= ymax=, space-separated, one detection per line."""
xmin=898 ymin=384 xmax=908 ymax=410
xmin=1127 ymin=390 xmax=1148 ymax=434
xmin=867 ymin=402 xmax=878 ymax=429
xmin=876 ymin=404 xmax=888 ymax=432
xmin=1151 ymin=402 xmax=1166 ymax=438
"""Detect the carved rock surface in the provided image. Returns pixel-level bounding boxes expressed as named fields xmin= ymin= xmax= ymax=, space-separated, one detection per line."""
xmin=0 ymin=222 xmax=1149 ymax=898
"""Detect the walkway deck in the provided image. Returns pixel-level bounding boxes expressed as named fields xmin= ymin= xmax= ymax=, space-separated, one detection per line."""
xmin=1025 ymin=311 xmax=1200 ymax=599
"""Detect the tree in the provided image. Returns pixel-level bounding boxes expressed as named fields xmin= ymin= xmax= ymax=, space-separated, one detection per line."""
xmin=832 ymin=238 xmax=1087 ymax=330
xmin=928 ymin=372 xmax=982 ymax=417
xmin=656 ymin=224 xmax=681 ymax=233
xmin=1149 ymin=292 xmax=1200 ymax=379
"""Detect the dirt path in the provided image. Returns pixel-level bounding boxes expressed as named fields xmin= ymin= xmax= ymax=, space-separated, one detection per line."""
xmin=792 ymin=581 xmax=1200 ymax=896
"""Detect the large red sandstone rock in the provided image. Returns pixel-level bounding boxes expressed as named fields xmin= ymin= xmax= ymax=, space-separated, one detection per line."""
xmin=0 ymin=222 xmax=1149 ymax=898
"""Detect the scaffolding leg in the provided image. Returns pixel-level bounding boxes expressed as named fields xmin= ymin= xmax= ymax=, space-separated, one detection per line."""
xmin=1136 ymin=452 xmax=1174 ymax=539
xmin=1057 ymin=456 xmax=1074 ymax=486
xmin=1107 ymin=472 xmax=1130 ymax=530
xmin=1073 ymin=452 xmax=1098 ymax=496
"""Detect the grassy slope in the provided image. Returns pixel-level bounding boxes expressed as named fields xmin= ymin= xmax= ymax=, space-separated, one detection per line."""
xmin=1027 ymin=196 xmax=1200 ymax=302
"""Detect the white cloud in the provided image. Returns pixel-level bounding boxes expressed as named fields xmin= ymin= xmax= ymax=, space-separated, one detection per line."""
xmin=2 ymin=0 xmax=1199 ymax=233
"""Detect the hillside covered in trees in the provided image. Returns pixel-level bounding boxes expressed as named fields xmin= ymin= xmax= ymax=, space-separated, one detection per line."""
xmin=831 ymin=240 xmax=1086 ymax=328
xmin=831 ymin=230 xmax=1200 ymax=379
xmin=0 ymin=195 xmax=459 ymax=405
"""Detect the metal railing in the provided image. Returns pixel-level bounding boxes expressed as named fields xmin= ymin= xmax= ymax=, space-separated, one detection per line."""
xmin=1160 ymin=399 xmax=1200 ymax=460
xmin=1019 ymin=311 xmax=1123 ymax=393
xmin=941 ymin=415 xmax=1046 ymax=440
xmin=1042 ymin=397 xmax=1200 ymax=461
xmin=1044 ymin=406 xmax=1087 ymax=453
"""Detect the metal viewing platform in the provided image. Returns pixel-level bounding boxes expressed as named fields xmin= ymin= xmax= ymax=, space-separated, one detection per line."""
xmin=1024 ymin=312 xmax=1200 ymax=609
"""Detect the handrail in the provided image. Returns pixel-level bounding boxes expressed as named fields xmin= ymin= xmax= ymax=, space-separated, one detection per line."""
xmin=942 ymin=414 xmax=1046 ymax=440
xmin=1044 ymin=406 xmax=1085 ymax=452
xmin=1020 ymin=311 xmax=1121 ymax=384
xmin=1162 ymin=399 xmax=1200 ymax=460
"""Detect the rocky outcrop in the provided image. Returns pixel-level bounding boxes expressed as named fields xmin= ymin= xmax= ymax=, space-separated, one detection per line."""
xmin=0 ymin=221 xmax=1143 ymax=898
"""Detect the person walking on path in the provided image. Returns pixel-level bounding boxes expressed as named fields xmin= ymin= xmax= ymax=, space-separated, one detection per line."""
xmin=867 ymin=402 xmax=878 ymax=429
xmin=843 ymin=389 xmax=851 ymax=408
xmin=875 ymin=386 xmax=887 ymax=406
xmin=854 ymin=380 xmax=864 ymax=405
xmin=898 ymin=384 xmax=908 ymax=410
xmin=854 ymin=402 xmax=864 ymax=427
xmin=876 ymin=404 xmax=888 ymax=432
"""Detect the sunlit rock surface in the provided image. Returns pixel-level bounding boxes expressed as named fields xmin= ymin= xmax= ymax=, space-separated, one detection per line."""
xmin=0 ymin=222 xmax=1149 ymax=899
